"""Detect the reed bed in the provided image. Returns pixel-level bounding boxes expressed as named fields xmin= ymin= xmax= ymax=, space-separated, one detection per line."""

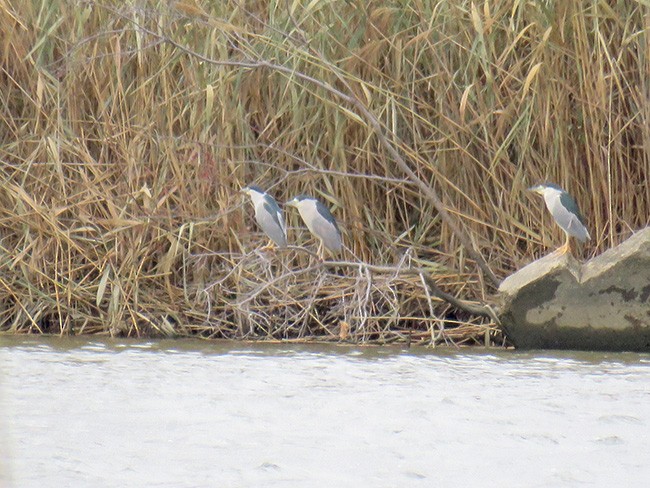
xmin=0 ymin=0 xmax=648 ymax=345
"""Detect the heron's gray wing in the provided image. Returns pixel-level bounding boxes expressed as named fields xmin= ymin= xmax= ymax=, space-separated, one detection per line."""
xmin=256 ymin=199 xmax=287 ymax=246
xmin=314 ymin=201 xmax=341 ymax=234
xmin=264 ymin=196 xmax=286 ymax=235
xmin=549 ymin=194 xmax=590 ymax=241
xmin=559 ymin=192 xmax=587 ymax=226
xmin=313 ymin=201 xmax=342 ymax=252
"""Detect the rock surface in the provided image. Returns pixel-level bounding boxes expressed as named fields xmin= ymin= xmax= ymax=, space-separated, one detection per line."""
xmin=498 ymin=227 xmax=650 ymax=351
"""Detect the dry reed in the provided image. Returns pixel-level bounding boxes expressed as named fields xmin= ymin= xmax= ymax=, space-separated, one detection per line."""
xmin=0 ymin=0 xmax=648 ymax=346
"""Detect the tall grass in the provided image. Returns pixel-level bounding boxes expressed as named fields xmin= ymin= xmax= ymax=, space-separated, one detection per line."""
xmin=0 ymin=0 xmax=648 ymax=344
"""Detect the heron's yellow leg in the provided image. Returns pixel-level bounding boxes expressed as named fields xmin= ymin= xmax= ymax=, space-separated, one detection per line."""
xmin=260 ymin=240 xmax=276 ymax=251
xmin=557 ymin=234 xmax=572 ymax=255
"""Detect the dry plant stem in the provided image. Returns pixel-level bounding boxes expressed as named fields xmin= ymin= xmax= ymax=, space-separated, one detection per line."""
xmin=321 ymin=260 xmax=497 ymax=322
xmin=318 ymin=73 xmax=501 ymax=289
xmin=98 ymin=4 xmax=500 ymax=290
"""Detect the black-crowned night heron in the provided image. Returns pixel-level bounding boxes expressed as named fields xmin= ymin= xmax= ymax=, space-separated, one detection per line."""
xmin=529 ymin=183 xmax=591 ymax=255
xmin=241 ymin=185 xmax=287 ymax=248
xmin=286 ymin=194 xmax=342 ymax=257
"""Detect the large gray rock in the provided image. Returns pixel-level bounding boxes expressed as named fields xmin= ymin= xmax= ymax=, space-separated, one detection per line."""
xmin=498 ymin=227 xmax=650 ymax=351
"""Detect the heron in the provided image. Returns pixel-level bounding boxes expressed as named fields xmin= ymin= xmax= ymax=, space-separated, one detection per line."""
xmin=241 ymin=185 xmax=287 ymax=248
xmin=528 ymin=183 xmax=590 ymax=255
xmin=285 ymin=194 xmax=342 ymax=258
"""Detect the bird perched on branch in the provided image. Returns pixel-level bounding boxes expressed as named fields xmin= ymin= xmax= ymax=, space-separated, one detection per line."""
xmin=286 ymin=194 xmax=342 ymax=258
xmin=528 ymin=183 xmax=591 ymax=255
xmin=241 ymin=185 xmax=287 ymax=249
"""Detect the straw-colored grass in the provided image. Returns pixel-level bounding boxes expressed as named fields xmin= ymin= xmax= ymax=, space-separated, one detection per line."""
xmin=0 ymin=1 xmax=648 ymax=345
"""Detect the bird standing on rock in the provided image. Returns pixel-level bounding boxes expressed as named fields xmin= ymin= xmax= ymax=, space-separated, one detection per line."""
xmin=528 ymin=183 xmax=591 ymax=255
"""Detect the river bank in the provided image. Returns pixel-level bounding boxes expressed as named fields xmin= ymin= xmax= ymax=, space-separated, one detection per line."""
xmin=1 ymin=1 xmax=648 ymax=345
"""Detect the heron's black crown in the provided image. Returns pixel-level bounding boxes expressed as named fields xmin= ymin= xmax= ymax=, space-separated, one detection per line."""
xmin=246 ymin=185 xmax=265 ymax=194
xmin=293 ymin=194 xmax=313 ymax=202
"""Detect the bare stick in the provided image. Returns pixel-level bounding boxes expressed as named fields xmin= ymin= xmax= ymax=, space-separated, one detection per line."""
xmin=322 ymin=260 xmax=498 ymax=322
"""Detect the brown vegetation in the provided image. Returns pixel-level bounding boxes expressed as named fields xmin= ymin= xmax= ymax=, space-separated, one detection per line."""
xmin=0 ymin=1 xmax=648 ymax=345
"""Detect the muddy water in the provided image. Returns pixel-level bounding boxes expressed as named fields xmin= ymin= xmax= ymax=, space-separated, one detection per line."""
xmin=1 ymin=337 xmax=649 ymax=487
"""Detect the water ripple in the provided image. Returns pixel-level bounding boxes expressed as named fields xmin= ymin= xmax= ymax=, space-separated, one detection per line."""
xmin=1 ymin=337 xmax=649 ymax=488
